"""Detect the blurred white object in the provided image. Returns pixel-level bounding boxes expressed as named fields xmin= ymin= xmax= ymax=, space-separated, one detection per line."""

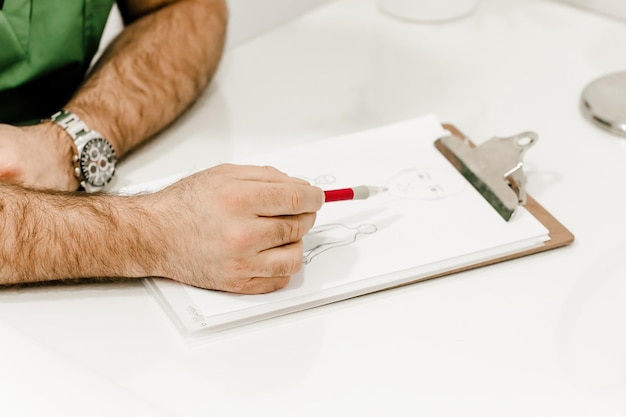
xmin=556 ymin=0 xmax=626 ymax=21
xmin=378 ymin=0 xmax=477 ymax=23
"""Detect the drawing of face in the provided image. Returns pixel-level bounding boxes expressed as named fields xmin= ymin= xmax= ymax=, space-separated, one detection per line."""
xmin=386 ymin=168 xmax=466 ymax=200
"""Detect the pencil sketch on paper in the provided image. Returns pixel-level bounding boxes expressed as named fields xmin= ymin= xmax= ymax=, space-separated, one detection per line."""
xmin=386 ymin=167 xmax=466 ymax=200
xmin=299 ymin=166 xmax=465 ymax=201
xmin=299 ymin=166 xmax=464 ymax=264
xmin=303 ymin=223 xmax=377 ymax=264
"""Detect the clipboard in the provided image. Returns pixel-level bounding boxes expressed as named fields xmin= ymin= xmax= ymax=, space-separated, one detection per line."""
xmin=327 ymin=122 xmax=575 ymax=296
xmin=408 ymin=123 xmax=574 ymax=285
xmin=141 ymin=115 xmax=575 ymax=342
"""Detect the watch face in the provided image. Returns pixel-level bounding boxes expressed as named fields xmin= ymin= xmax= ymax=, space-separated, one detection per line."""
xmin=79 ymin=138 xmax=117 ymax=188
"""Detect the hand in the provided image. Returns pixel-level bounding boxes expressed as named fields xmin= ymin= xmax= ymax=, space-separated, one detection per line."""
xmin=0 ymin=123 xmax=79 ymax=191
xmin=146 ymin=164 xmax=324 ymax=294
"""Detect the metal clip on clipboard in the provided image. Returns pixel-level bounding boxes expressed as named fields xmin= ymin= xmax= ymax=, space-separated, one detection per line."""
xmin=435 ymin=130 xmax=538 ymax=221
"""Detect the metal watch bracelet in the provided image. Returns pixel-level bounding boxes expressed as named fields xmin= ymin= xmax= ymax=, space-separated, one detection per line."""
xmin=50 ymin=109 xmax=117 ymax=192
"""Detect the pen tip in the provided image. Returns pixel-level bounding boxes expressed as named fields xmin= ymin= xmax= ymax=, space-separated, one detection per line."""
xmin=370 ymin=186 xmax=388 ymax=195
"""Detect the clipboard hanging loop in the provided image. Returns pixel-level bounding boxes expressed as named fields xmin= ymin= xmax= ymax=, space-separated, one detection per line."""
xmin=435 ymin=131 xmax=538 ymax=221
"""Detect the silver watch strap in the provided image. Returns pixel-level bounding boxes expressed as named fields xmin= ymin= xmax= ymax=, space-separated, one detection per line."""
xmin=50 ymin=109 xmax=91 ymax=141
xmin=51 ymin=109 xmax=84 ymax=182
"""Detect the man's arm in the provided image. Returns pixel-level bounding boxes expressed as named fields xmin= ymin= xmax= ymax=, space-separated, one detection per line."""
xmin=69 ymin=0 xmax=228 ymax=156
xmin=0 ymin=0 xmax=227 ymax=191
xmin=0 ymin=165 xmax=324 ymax=294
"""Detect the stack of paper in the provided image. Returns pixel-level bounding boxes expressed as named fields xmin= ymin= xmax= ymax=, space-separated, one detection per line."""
xmin=135 ymin=115 xmax=550 ymax=339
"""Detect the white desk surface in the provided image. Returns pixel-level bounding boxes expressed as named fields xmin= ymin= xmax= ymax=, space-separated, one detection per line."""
xmin=2 ymin=0 xmax=626 ymax=415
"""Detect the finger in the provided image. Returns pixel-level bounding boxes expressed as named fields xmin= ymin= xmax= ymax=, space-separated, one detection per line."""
xmin=228 ymin=240 xmax=304 ymax=281
xmin=220 ymin=241 xmax=306 ymax=294
xmin=214 ymin=164 xmax=308 ymax=185
xmin=236 ymin=276 xmax=291 ymax=295
xmin=248 ymin=213 xmax=316 ymax=251
xmin=254 ymin=240 xmax=305 ymax=277
xmin=247 ymin=182 xmax=324 ymax=216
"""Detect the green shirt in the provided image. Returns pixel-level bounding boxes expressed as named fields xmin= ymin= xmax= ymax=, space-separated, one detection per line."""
xmin=0 ymin=0 xmax=115 ymax=124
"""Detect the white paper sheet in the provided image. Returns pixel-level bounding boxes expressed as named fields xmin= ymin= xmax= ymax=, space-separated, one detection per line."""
xmin=130 ymin=115 xmax=549 ymax=338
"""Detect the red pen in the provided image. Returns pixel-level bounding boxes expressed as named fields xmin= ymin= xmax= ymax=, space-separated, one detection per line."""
xmin=323 ymin=185 xmax=388 ymax=202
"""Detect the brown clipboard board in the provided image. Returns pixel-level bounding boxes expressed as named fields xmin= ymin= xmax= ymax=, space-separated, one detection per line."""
xmin=388 ymin=123 xmax=575 ymax=289
xmin=144 ymin=119 xmax=576 ymax=339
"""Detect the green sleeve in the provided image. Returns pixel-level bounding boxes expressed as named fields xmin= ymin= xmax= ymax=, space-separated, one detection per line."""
xmin=0 ymin=0 xmax=115 ymax=124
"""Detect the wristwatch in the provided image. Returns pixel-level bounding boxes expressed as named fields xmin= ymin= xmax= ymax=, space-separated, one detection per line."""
xmin=51 ymin=109 xmax=117 ymax=192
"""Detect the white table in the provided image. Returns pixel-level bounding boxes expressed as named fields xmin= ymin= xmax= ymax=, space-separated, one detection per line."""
xmin=2 ymin=0 xmax=626 ymax=415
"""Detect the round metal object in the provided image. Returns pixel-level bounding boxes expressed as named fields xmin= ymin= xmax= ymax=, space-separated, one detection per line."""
xmin=581 ymin=71 xmax=626 ymax=137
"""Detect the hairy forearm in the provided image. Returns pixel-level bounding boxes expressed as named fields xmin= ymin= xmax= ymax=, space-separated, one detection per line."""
xmin=0 ymin=166 xmax=324 ymax=293
xmin=0 ymin=184 xmax=163 ymax=284
xmin=66 ymin=0 xmax=227 ymax=157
